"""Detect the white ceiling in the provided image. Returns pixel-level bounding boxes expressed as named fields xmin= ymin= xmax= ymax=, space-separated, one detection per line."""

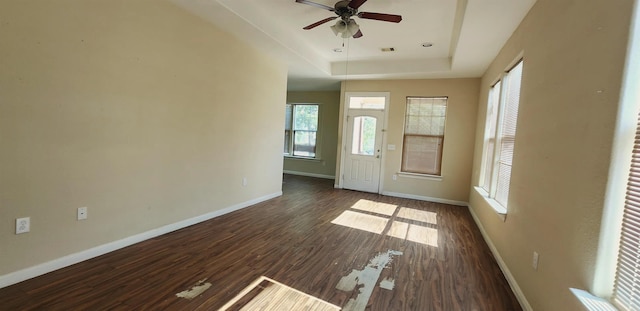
xmin=169 ymin=0 xmax=537 ymax=91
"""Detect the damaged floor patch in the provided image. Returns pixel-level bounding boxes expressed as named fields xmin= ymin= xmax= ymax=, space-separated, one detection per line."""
xmin=176 ymin=279 xmax=212 ymax=299
xmin=379 ymin=278 xmax=395 ymax=290
xmin=336 ymin=250 xmax=402 ymax=311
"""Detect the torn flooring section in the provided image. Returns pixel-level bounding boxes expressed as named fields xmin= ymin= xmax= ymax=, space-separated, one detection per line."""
xmin=336 ymin=250 xmax=402 ymax=311
xmin=176 ymin=279 xmax=212 ymax=299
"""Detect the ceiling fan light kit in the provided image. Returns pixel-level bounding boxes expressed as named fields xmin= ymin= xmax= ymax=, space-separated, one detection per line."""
xmin=296 ymin=0 xmax=402 ymax=38
xmin=331 ymin=19 xmax=360 ymax=38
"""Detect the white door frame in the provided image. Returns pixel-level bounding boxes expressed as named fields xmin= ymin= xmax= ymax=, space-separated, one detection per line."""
xmin=338 ymin=92 xmax=390 ymax=193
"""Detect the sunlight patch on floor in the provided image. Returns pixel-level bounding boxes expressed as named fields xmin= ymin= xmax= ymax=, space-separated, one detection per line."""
xmin=219 ymin=276 xmax=340 ymax=311
xmin=331 ymin=210 xmax=389 ymax=234
xmin=397 ymin=207 xmax=437 ymax=225
xmin=332 ymin=200 xmax=440 ymax=247
xmin=351 ymin=199 xmax=398 ymax=216
xmin=387 ymin=221 xmax=438 ymax=247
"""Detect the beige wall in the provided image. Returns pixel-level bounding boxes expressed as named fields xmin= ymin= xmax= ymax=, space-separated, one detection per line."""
xmin=336 ymin=79 xmax=480 ymax=203
xmin=284 ymin=91 xmax=340 ymax=178
xmin=468 ymin=0 xmax=635 ymax=310
xmin=0 ymin=0 xmax=287 ymax=276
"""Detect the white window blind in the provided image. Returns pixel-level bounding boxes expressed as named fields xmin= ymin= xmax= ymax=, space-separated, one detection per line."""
xmin=284 ymin=104 xmax=292 ymax=154
xmin=481 ymin=81 xmax=501 ymax=193
xmin=613 ymin=114 xmax=640 ymax=310
xmin=284 ymin=104 xmax=319 ymax=158
xmin=401 ymin=97 xmax=447 ymax=175
xmin=479 ymin=59 xmax=523 ymax=212
xmin=495 ymin=61 xmax=523 ymax=207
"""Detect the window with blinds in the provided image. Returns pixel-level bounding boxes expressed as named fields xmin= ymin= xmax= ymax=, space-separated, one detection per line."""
xmin=613 ymin=113 xmax=640 ymax=311
xmin=481 ymin=81 xmax=501 ymax=193
xmin=401 ymin=97 xmax=448 ymax=176
xmin=284 ymin=104 xmax=319 ymax=158
xmin=479 ymin=60 xmax=523 ymax=211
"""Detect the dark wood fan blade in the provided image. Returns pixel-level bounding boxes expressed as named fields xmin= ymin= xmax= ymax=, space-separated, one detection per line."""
xmin=303 ymin=16 xmax=338 ymax=30
xmin=348 ymin=0 xmax=367 ymax=9
xmin=353 ymin=29 xmax=363 ymax=38
xmin=357 ymin=12 xmax=402 ymax=23
xmin=295 ymin=0 xmax=335 ymax=11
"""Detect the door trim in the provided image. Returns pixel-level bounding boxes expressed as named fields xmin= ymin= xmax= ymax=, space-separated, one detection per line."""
xmin=337 ymin=92 xmax=390 ymax=193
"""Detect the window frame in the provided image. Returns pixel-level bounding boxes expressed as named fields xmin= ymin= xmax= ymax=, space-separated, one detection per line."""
xmin=284 ymin=103 xmax=320 ymax=159
xmin=477 ymin=59 xmax=524 ymax=214
xmin=400 ymin=96 xmax=448 ymax=177
xmin=611 ymin=113 xmax=640 ymax=311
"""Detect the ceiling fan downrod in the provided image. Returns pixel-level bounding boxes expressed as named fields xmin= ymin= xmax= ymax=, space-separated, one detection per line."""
xmin=334 ymin=0 xmax=357 ymax=21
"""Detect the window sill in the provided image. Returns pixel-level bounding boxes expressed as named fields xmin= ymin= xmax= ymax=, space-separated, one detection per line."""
xmin=284 ymin=155 xmax=322 ymax=162
xmin=397 ymin=172 xmax=443 ymax=181
xmin=474 ymin=186 xmax=507 ymax=219
xmin=570 ymin=288 xmax=619 ymax=311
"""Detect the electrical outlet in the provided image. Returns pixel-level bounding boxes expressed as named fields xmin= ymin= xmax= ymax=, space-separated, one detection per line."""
xmin=77 ymin=207 xmax=88 ymax=220
xmin=532 ymin=251 xmax=539 ymax=270
xmin=16 ymin=217 xmax=30 ymax=234
xmin=392 ymin=174 xmax=397 ymax=181
xmin=242 ymin=177 xmax=248 ymax=187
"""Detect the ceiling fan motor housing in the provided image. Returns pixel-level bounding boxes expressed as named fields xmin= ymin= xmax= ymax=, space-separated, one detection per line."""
xmin=297 ymin=0 xmax=402 ymax=38
xmin=335 ymin=0 xmax=357 ymax=20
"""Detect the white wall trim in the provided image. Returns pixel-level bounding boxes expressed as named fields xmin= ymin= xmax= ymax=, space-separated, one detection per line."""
xmin=380 ymin=191 xmax=468 ymax=207
xmin=283 ymin=170 xmax=335 ymax=180
xmin=0 ymin=191 xmax=282 ymax=289
xmin=467 ymin=205 xmax=533 ymax=311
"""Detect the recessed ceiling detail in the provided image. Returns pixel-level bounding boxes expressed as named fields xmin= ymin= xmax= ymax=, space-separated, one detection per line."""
xmin=169 ymin=0 xmax=538 ymax=91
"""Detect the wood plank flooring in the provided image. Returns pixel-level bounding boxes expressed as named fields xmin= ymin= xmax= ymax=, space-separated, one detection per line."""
xmin=0 ymin=174 xmax=522 ymax=310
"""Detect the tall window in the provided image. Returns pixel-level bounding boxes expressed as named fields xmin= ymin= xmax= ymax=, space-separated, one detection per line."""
xmin=401 ymin=97 xmax=448 ymax=176
xmin=480 ymin=60 xmax=523 ymax=210
xmin=613 ymin=113 xmax=640 ymax=311
xmin=284 ymin=104 xmax=319 ymax=158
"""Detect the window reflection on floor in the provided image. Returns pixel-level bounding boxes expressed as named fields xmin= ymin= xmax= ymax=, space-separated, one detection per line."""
xmin=331 ymin=199 xmax=439 ymax=247
xmin=351 ymin=199 xmax=397 ymax=216
xmin=331 ymin=210 xmax=389 ymax=234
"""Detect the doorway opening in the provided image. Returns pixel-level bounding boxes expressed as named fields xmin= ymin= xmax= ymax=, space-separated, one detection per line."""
xmin=339 ymin=92 xmax=389 ymax=193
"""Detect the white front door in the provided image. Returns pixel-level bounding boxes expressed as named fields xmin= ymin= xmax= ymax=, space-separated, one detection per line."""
xmin=343 ymin=110 xmax=384 ymax=193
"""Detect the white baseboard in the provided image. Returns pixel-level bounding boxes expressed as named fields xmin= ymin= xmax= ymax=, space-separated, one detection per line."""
xmin=0 ymin=191 xmax=282 ymax=289
xmin=467 ymin=205 xmax=533 ymax=311
xmin=283 ymin=170 xmax=335 ymax=180
xmin=380 ymin=191 xmax=468 ymax=207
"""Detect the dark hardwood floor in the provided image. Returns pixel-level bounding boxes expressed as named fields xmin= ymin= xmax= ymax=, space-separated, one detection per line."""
xmin=0 ymin=174 xmax=522 ymax=310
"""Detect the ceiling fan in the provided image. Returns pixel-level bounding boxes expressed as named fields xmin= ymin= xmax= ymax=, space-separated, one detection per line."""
xmin=295 ymin=0 xmax=402 ymax=39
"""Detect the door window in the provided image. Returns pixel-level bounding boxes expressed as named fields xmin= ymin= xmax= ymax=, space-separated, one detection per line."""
xmin=351 ymin=116 xmax=377 ymax=156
